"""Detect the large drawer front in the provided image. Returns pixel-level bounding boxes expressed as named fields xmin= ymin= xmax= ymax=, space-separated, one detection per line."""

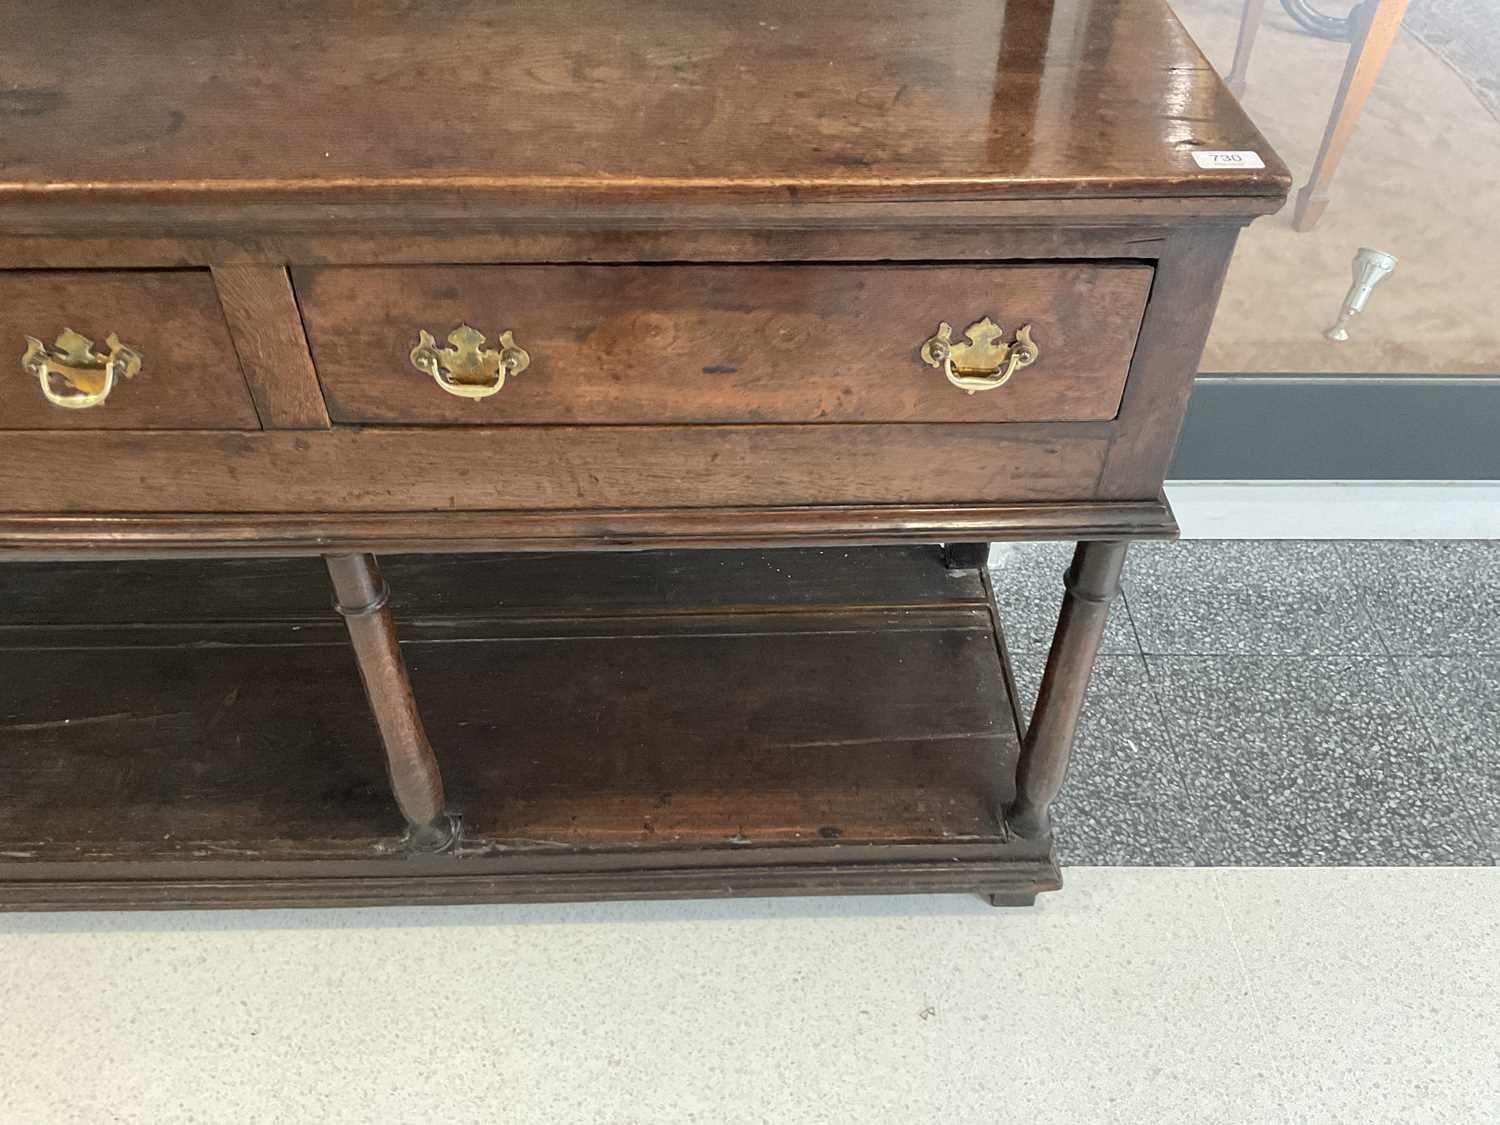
xmin=0 ymin=271 xmax=261 ymax=431
xmin=294 ymin=263 xmax=1151 ymax=426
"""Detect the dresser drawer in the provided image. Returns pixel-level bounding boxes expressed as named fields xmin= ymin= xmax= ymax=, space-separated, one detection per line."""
xmin=0 ymin=271 xmax=261 ymax=431
xmin=294 ymin=263 xmax=1152 ymax=426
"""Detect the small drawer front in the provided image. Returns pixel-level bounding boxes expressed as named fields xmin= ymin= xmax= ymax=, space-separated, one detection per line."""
xmin=0 ymin=271 xmax=260 ymax=430
xmin=294 ymin=263 xmax=1152 ymax=426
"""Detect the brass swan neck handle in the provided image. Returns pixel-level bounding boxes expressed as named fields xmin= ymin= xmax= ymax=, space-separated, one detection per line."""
xmin=920 ymin=318 xmax=1038 ymax=394
xmin=22 ymin=328 xmax=142 ymax=409
xmin=410 ymin=324 xmax=530 ymax=400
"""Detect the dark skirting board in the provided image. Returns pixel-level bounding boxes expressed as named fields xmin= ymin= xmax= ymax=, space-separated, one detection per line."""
xmin=1171 ymin=375 xmax=1500 ymax=481
xmin=0 ymin=547 xmax=1056 ymax=909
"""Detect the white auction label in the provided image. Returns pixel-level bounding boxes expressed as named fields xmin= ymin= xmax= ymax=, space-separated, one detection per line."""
xmin=1191 ymin=150 xmax=1266 ymax=170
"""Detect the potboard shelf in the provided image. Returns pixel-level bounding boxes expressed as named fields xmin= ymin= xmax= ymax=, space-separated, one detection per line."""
xmin=0 ymin=547 xmax=1057 ymax=910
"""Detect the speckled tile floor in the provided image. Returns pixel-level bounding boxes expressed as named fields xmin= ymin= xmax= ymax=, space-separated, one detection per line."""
xmin=992 ymin=539 xmax=1500 ymax=868
xmin=4 ymin=868 xmax=1497 ymax=1124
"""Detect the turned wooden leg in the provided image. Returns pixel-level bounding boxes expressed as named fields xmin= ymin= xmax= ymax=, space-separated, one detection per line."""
xmin=1293 ymin=0 xmax=1410 ymax=232
xmin=942 ymin=542 xmax=991 ymax=571
xmin=325 ymin=553 xmax=454 ymax=851
xmin=1007 ymin=540 xmax=1128 ymax=840
xmin=1226 ymin=0 xmax=1267 ymax=99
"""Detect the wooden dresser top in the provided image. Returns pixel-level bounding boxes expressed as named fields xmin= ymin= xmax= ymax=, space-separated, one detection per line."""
xmin=1 ymin=0 xmax=1288 ymax=214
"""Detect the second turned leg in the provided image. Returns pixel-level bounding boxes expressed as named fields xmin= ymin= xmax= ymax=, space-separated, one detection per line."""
xmin=325 ymin=552 xmax=454 ymax=852
xmin=1007 ymin=540 xmax=1128 ymax=840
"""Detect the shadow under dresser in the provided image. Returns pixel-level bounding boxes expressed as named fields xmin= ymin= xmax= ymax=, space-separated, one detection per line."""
xmin=0 ymin=0 xmax=1288 ymax=909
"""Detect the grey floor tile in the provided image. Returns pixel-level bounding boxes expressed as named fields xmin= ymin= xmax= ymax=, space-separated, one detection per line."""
xmin=988 ymin=541 xmax=1138 ymax=655
xmin=1149 ymin=655 xmax=1488 ymax=865
xmin=1345 ymin=540 xmax=1500 ymax=654
xmin=1396 ymin=656 xmax=1500 ymax=861
xmin=1014 ymin=655 xmax=1202 ymax=865
xmin=1124 ymin=540 xmax=1384 ymax=656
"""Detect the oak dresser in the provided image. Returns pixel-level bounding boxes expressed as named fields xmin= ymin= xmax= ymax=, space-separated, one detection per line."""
xmin=0 ymin=0 xmax=1288 ymax=908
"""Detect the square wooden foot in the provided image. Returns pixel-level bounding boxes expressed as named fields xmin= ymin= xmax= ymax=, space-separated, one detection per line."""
xmin=985 ymin=891 xmax=1040 ymax=908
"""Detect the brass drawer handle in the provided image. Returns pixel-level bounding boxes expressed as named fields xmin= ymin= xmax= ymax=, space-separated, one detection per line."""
xmin=920 ymin=318 xmax=1038 ymax=394
xmin=22 ymin=328 xmax=143 ymax=410
xmin=410 ymin=324 xmax=530 ymax=400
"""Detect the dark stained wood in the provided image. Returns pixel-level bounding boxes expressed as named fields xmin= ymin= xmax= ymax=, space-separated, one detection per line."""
xmin=0 ymin=425 xmax=1110 ymax=513
xmin=1097 ymin=227 xmax=1242 ymax=499
xmin=0 ymin=498 xmax=1177 ymax=559
xmin=0 ymin=270 xmax=260 ymax=431
xmin=0 ymin=221 xmax=1166 ymax=272
xmin=325 ymin=553 xmax=453 ymax=851
xmin=986 ymin=891 xmax=1038 ymax=908
xmin=942 ymin=543 xmax=992 ymax=571
xmin=0 ymin=0 xmax=1288 ymax=217
xmin=0 ymin=548 xmax=1056 ymax=909
xmin=1007 ymin=539 xmax=1128 ymax=838
xmin=0 ymin=0 xmax=1289 ymax=909
xmin=296 ymin=263 xmax=1151 ymax=425
xmin=0 ymin=546 xmax=979 ymax=627
xmin=0 ymin=861 xmax=1061 ymax=912
xmin=212 ymin=265 xmax=331 ymax=429
xmin=428 ymin=618 xmax=1012 ymax=848
xmin=0 ymin=608 xmax=1012 ymax=859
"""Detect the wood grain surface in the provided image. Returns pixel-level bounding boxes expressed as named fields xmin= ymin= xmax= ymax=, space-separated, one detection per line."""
xmin=0 ymin=499 xmax=1177 ymax=559
xmin=296 ymin=262 xmax=1152 ymax=425
xmin=0 ymin=549 xmax=1025 ymax=880
xmin=0 ymin=425 xmax=1109 ymax=513
xmin=0 ymin=0 xmax=1289 ymax=211
xmin=0 ymin=0 xmax=1288 ymax=912
xmin=0 ymin=270 xmax=259 ymax=430
xmin=212 ymin=265 xmax=330 ymax=429
xmin=0 ymin=547 xmax=984 ymax=626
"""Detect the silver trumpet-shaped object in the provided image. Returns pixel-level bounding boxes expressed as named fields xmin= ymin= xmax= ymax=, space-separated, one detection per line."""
xmin=1325 ymin=248 xmax=1398 ymax=341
